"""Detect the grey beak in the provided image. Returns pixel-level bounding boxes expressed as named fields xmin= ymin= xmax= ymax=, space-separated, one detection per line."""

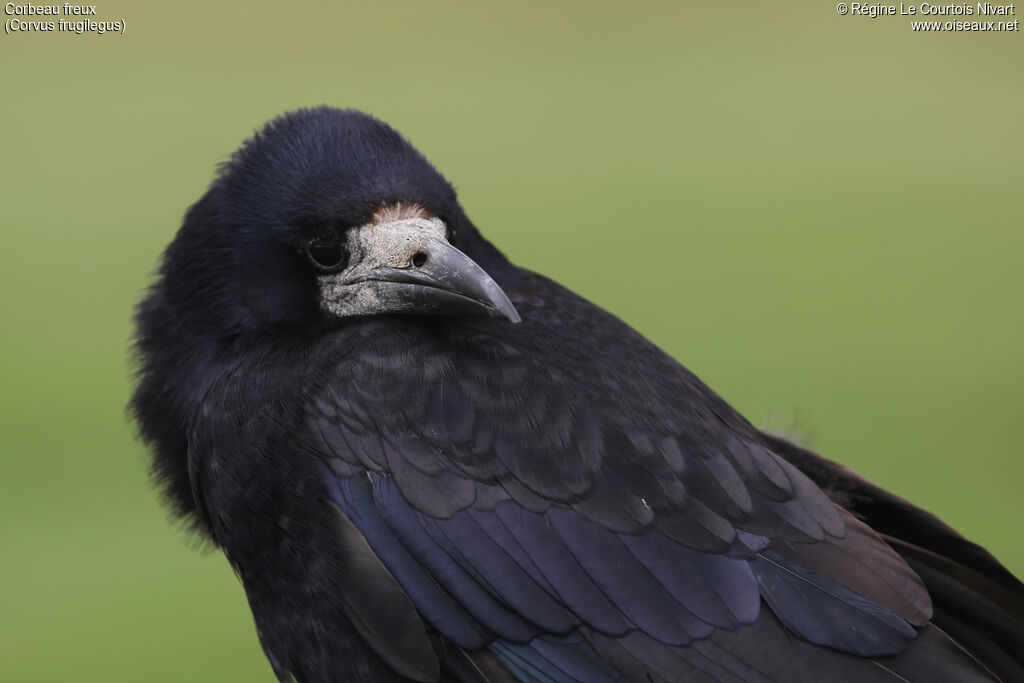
xmin=319 ymin=222 xmax=521 ymax=323
xmin=364 ymin=235 xmax=521 ymax=323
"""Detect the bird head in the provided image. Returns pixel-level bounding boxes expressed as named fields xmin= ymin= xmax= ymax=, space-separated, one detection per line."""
xmin=144 ymin=107 xmax=519 ymax=344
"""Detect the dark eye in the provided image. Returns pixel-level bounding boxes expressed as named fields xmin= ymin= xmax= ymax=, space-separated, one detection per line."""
xmin=305 ymin=242 xmax=349 ymax=272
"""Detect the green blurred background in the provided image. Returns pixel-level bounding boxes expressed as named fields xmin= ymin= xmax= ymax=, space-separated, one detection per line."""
xmin=2 ymin=2 xmax=1021 ymax=680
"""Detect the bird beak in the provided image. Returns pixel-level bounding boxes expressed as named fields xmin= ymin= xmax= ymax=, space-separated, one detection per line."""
xmin=318 ymin=218 xmax=521 ymax=323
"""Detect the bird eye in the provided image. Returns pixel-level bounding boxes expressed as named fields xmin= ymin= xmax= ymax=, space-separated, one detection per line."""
xmin=306 ymin=243 xmax=349 ymax=272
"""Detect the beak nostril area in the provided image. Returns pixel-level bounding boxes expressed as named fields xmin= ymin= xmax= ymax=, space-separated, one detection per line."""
xmin=411 ymin=252 xmax=427 ymax=268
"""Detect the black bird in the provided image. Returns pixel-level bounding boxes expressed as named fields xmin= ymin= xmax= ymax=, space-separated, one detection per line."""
xmin=132 ymin=107 xmax=1024 ymax=683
